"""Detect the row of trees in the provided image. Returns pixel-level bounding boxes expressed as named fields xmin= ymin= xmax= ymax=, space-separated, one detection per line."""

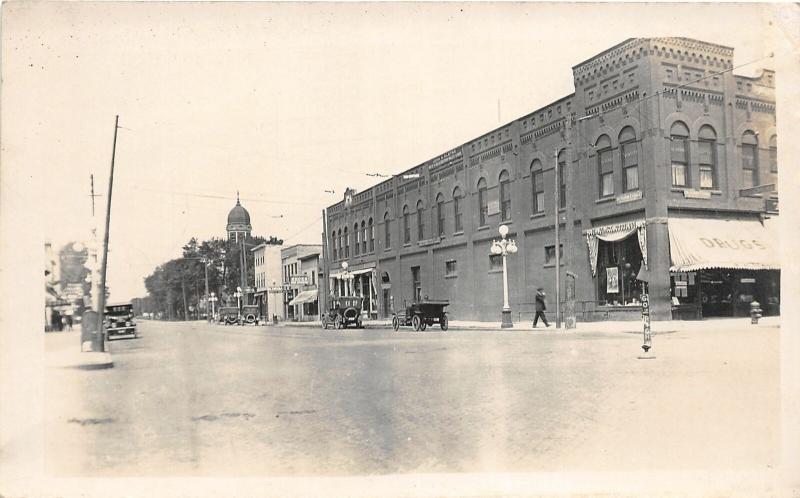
xmin=142 ymin=235 xmax=282 ymax=320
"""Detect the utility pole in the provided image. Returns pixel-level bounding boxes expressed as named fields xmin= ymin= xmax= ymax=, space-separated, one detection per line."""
xmin=96 ymin=115 xmax=120 ymax=353
xmin=554 ymin=147 xmax=561 ymax=329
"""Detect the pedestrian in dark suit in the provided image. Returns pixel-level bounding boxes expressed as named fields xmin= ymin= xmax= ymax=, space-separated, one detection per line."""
xmin=533 ymin=288 xmax=550 ymax=328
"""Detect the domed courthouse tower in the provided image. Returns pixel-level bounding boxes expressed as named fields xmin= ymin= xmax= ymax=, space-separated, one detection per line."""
xmin=227 ymin=192 xmax=252 ymax=243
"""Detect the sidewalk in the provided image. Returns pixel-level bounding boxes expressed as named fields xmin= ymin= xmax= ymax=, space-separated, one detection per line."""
xmin=279 ymin=315 xmax=780 ymax=334
xmin=45 ymin=330 xmax=114 ymax=370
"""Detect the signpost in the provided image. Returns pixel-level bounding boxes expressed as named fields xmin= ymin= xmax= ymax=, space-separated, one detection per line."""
xmin=636 ymin=266 xmax=655 ymax=359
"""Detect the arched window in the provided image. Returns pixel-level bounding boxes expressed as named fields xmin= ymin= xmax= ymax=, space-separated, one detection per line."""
xmin=557 ymin=150 xmax=567 ymax=209
xmin=384 ymin=212 xmax=391 ymax=249
xmin=769 ymin=135 xmax=777 ymax=173
xmin=531 ymin=159 xmax=544 ymax=214
xmin=499 ymin=170 xmax=511 ymax=221
xmin=368 ymin=218 xmax=374 ymax=252
xmin=361 ymin=220 xmax=367 ymax=254
xmin=403 ymin=205 xmax=410 ymax=244
xmin=596 ymin=134 xmax=614 ymax=197
xmin=741 ymin=131 xmax=759 ymax=189
xmin=619 ymin=127 xmax=639 ymax=192
xmin=698 ymin=125 xmax=718 ymax=189
xmin=436 ymin=193 xmax=445 ymax=237
xmin=344 ymin=226 xmax=349 ymax=258
xmin=477 ymin=178 xmax=488 ymax=226
xmin=417 ymin=200 xmax=425 ymax=241
xmin=453 ymin=187 xmax=463 ymax=233
xmin=337 ymin=229 xmax=342 ymax=261
xmin=670 ymin=122 xmax=689 ymax=187
xmin=331 ymin=232 xmax=337 ymax=261
xmin=354 ymin=223 xmax=360 ymax=256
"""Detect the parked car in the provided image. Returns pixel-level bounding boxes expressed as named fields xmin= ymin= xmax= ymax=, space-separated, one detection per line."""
xmin=322 ymin=296 xmax=364 ymax=329
xmin=392 ymin=299 xmax=449 ymax=331
xmin=240 ymin=305 xmax=260 ymax=325
xmin=217 ymin=306 xmax=240 ymax=325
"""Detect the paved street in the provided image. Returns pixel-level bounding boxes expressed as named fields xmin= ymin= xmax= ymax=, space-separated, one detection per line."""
xmin=45 ymin=319 xmax=779 ymax=477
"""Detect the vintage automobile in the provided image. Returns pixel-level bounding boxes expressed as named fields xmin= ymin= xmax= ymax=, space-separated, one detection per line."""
xmin=240 ymin=305 xmax=260 ymax=325
xmin=217 ymin=306 xmax=241 ymax=325
xmin=392 ymin=299 xmax=449 ymax=331
xmin=321 ymin=296 xmax=364 ymax=329
xmin=104 ymin=302 xmax=138 ymax=339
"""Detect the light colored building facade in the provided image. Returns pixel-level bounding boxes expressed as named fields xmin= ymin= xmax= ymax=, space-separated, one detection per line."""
xmin=252 ymin=243 xmax=283 ymax=322
xmin=323 ymin=38 xmax=779 ymax=323
xmin=281 ymin=244 xmax=322 ymax=321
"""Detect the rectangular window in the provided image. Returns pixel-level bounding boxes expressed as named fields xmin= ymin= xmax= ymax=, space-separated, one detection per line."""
xmin=622 ymin=142 xmax=639 ymax=192
xmin=532 ymin=171 xmax=545 ymax=214
xmin=489 ymin=254 xmax=503 ymax=272
xmin=599 ymin=149 xmax=614 ymax=197
xmin=742 ymin=144 xmax=758 ymax=189
xmin=445 ymin=260 xmax=457 ymax=277
xmin=479 ymin=190 xmax=488 ymax=226
xmin=411 ymin=266 xmax=421 ymax=302
xmin=770 ymin=146 xmax=777 ymax=173
xmin=454 ymin=196 xmax=463 ymax=232
xmin=417 ymin=210 xmax=425 ymax=241
xmin=558 ymin=160 xmax=566 ymax=209
xmin=698 ymin=140 xmax=716 ymax=189
xmin=544 ymin=244 xmax=564 ymax=265
xmin=500 ymin=183 xmax=511 ymax=221
xmin=671 ymin=137 xmax=689 ymax=187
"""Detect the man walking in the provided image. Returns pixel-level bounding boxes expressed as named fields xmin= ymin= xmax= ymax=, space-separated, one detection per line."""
xmin=533 ymin=287 xmax=550 ymax=328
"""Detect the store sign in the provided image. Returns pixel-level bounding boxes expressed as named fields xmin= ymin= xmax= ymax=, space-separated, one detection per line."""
xmin=290 ymin=275 xmax=309 ymax=286
xmin=606 ymin=267 xmax=619 ymax=293
xmin=683 ymin=189 xmax=712 ymax=199
xmin=740 ymin=278 xmax=756 ymax=284
xmin=616 ymin=190 xmax=642 ymax=204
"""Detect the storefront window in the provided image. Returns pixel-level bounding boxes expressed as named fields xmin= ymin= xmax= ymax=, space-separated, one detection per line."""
xmin=596 ymin=234 xmax=643 ymax=305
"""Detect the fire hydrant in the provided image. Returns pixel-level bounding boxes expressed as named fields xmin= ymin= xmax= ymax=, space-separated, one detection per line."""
xmin=750 ymin=300 xmax=762 ymax=324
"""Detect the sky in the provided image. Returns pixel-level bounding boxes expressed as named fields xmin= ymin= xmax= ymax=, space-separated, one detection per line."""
xmin=2 ymin=2 xmax=796 ymax=301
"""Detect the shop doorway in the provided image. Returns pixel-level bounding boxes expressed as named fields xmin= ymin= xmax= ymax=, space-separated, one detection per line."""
xmin=698 ymin=269 xmax=780 ymax=317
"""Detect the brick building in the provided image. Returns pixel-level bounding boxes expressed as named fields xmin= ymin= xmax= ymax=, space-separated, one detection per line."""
xmin=322 ymin=38 xmax=780 ymax=322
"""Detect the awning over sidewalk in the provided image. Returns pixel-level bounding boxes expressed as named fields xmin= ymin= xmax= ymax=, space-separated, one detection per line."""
xmin=288 ymin=289 xmax=318 ymax=306
xmin=667 ymin=217 xmax=780 ymax=272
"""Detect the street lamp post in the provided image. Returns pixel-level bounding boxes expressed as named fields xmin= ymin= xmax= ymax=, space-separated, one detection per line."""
xmin=208 ymin=292 xmax=218 ymax=322
xmin=341 ymin=261 xmax=352 ymax=295
xmin=234 ymin=286 xmax=243 ymax=310
xmin=491 ymin=224 xmax=518 ymax=328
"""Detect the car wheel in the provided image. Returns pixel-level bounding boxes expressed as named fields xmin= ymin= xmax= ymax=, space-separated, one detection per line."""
xmin=412 ymin=315 xmax=421 ymax=331
xmin=440 ymin=315 xmax=449 ymax=331
xmin=392 ymin=316 xmax=399 ymax=331
xmin=420 ymin=322 xmax=427 ymax=331
xmin=321 ymin=317 xmax=328 ymax=329
xmin=334 ymin=317 xmax=341 ymax=330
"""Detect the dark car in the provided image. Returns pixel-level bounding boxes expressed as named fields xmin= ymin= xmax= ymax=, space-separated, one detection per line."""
xmin=217 ymin=306 xmax=241 ymax=325
xmin=392 ymin=299 xmax=449 ymax=331
xmin=322 ymin=296 xmax=364 ymax=329
xmin=104 ymin=302 xmax=138 ymax=339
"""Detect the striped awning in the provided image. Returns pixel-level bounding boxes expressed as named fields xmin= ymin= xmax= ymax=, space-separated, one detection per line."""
xmin=668 ymin=217 xmax=780 ymax=272
xmin=288 ymin=289 xmax=318 ymax=306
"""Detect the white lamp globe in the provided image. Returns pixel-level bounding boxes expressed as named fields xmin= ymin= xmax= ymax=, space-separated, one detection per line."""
xmin=498 ymin=225 xmax=509 ymax=237
xmin=508 ymin=242 xmax=518 ymax=254
xmin=342 ymin=261 xmax=349 ymax=270
xmin=490 ymin=243 xmax=502 ymax=255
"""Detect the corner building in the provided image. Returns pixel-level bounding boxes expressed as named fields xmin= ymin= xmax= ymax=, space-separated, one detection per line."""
xmin=322 ymin=38 xmax=779 ymax=322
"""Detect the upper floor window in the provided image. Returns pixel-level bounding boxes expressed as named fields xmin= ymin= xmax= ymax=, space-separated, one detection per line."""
xmin=361 ymin=220 xmax=367 ymax=254
xmin=531 ymin=159 xmax=544 ymax=214
xmin=596 ymin=135 xmax=614 ymax=197
xmin=769 ymin=135 xmax=777 ymax=173
xmin=416 ymin=200 xmax=425 ymax=241
xmin=344 ymin=227 xmax=349 ymax=258
xmin=368 ymin=218 xmax=374 ymax=252
xmin=499 ymin=170 xmax=511 ymax=221
xmin=436 ymin=194 xmax=445 ymax=237
xmin=384 ymin=212 xmax=391 ymax=249
xmin=477 ymin=178 xmax=488 ymax=227
xmin=331 ymin=233 xmax=337 ymax=261
xmin=619 ymin=127 xmax=639 ymax=192
xmin=557 ymin=150 xmax=567 ymax=209
xmin=354 ymin=223 xmax=360 ymax=256
xmin=403 ymin=205 xmax=410 ymax=244
xmin=453 ymin=187 xmax=463 ymax=233
xmin=741 ymin=131 xmax=759 ymax=189
xmin=670 ymin=122 xmax=689 ymax=187
xmin=698 ymin=125 xmax=718 ymax=189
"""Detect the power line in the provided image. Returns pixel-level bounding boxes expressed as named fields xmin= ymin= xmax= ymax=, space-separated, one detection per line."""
xmin=282 ymin=215 xmax=323 ymax=244
xmin=127 ymin=185 xmax=322 ymax=207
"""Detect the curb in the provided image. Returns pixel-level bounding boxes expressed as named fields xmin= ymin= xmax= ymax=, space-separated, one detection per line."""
xmin=48 ymin=351 xmax=114 ymax=370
